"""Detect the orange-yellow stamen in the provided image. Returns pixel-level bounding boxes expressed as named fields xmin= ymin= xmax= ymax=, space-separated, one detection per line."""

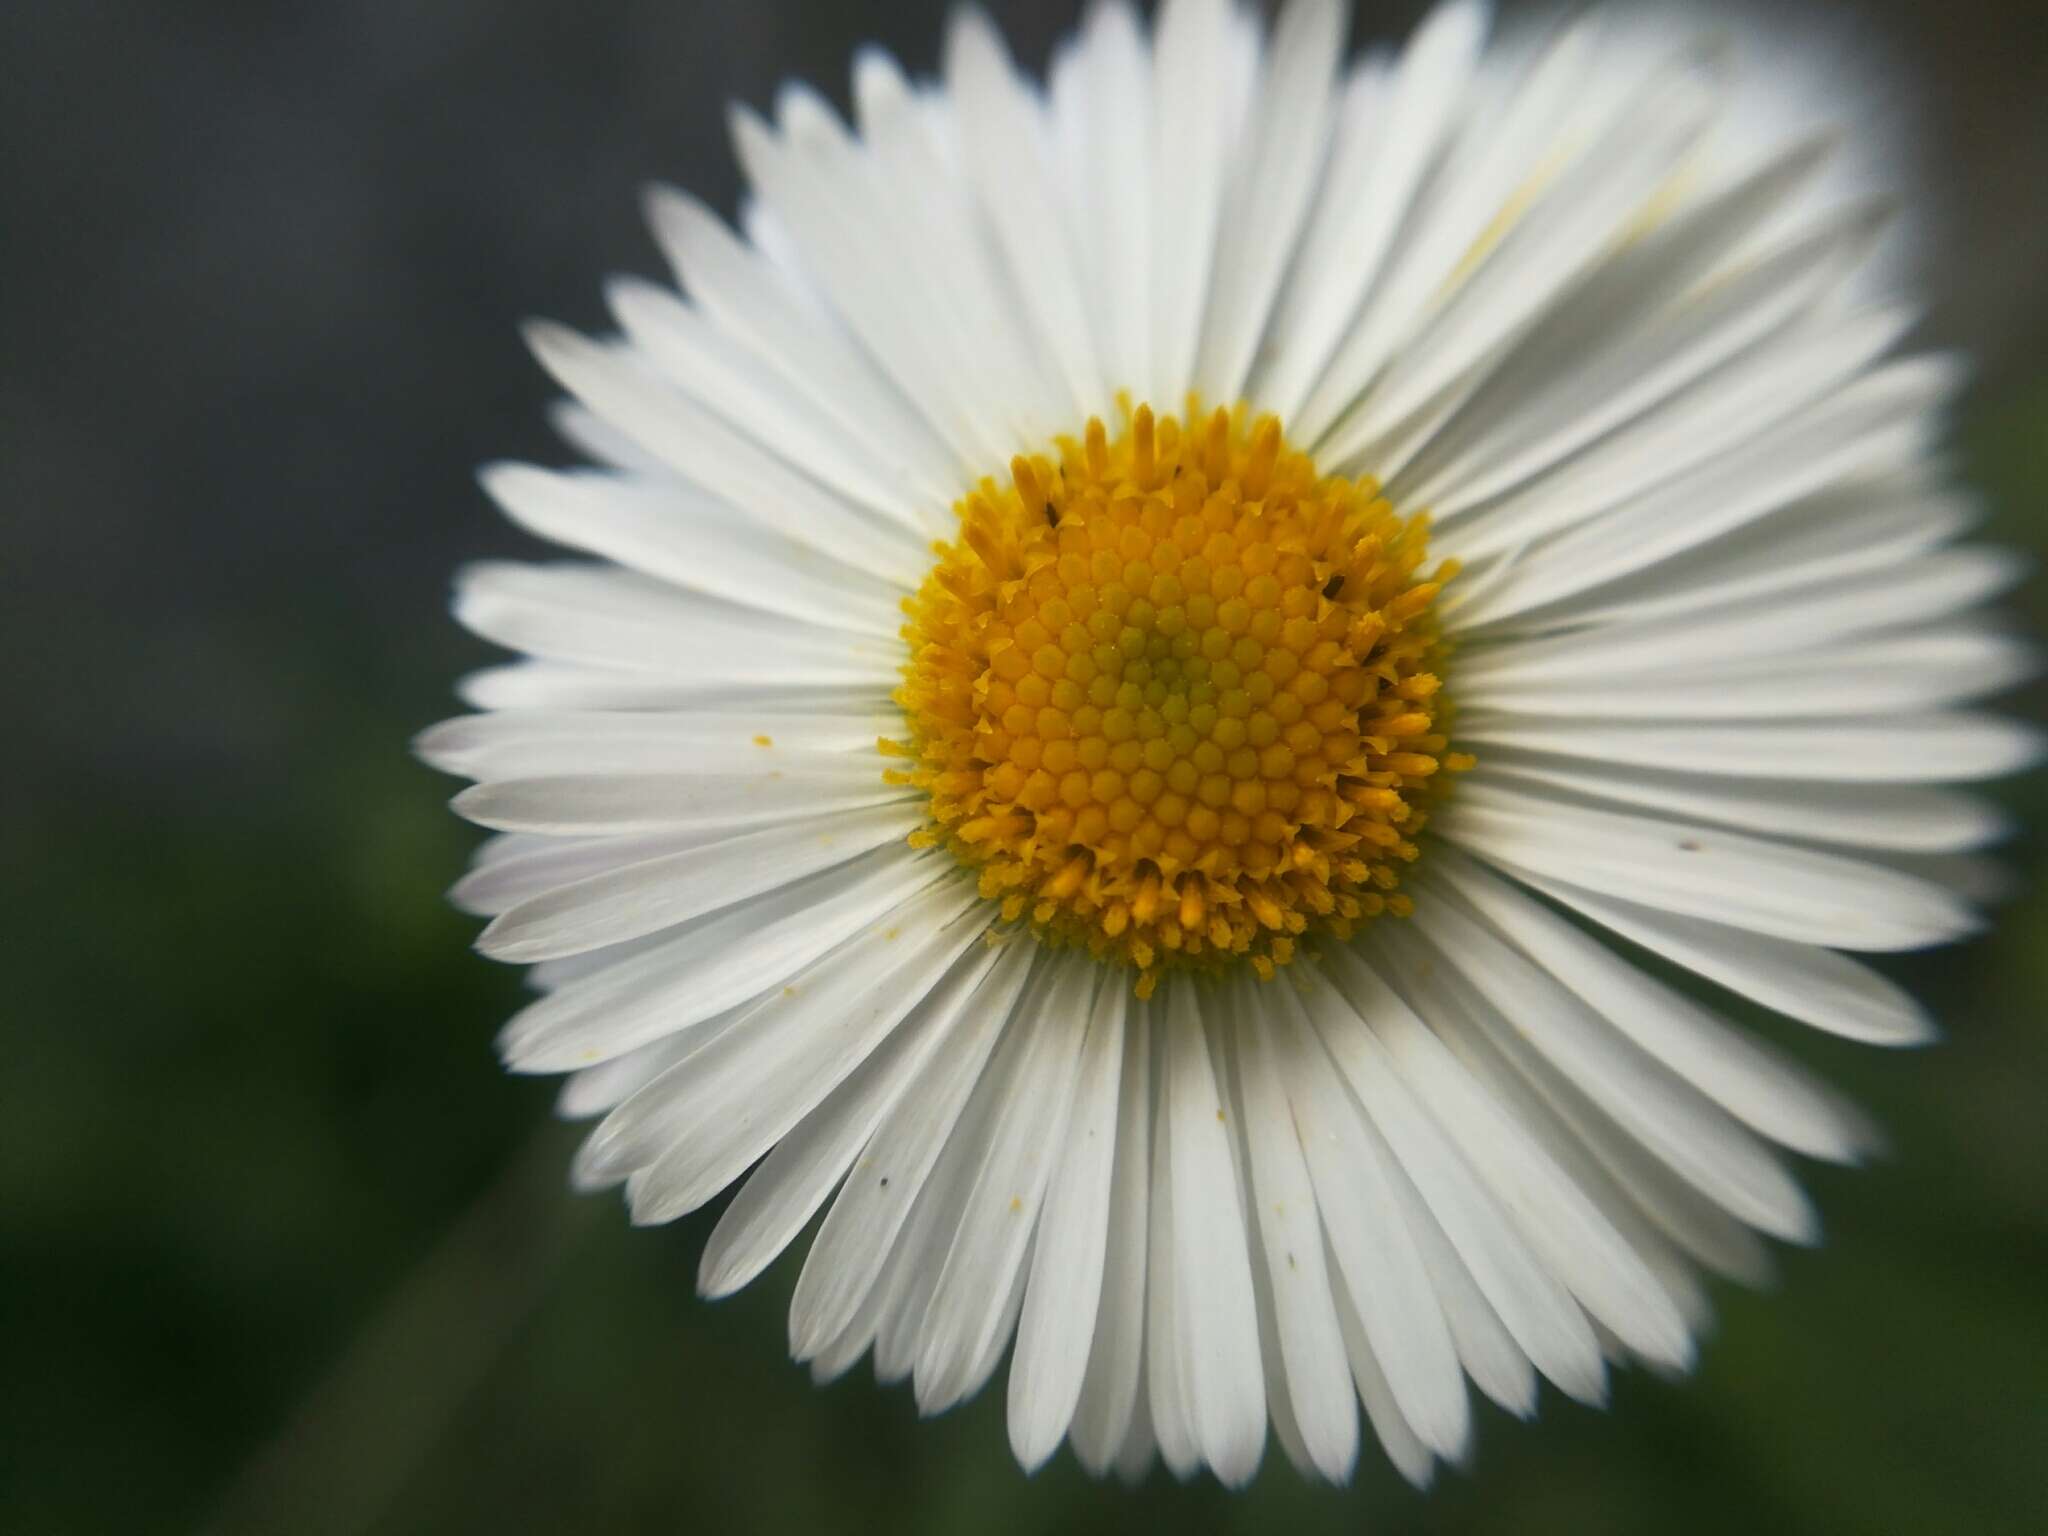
xmin=889 ymin=401 xmax=1465 ymax=990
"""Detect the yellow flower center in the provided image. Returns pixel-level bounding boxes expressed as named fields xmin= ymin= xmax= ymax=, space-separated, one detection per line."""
xmin=888 ymin=402 xmax=1468 ymax=996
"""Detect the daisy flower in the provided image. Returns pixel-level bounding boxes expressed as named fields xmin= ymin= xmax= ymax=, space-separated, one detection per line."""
xmin=421 ymin=0 xmax=2037 ymax=1490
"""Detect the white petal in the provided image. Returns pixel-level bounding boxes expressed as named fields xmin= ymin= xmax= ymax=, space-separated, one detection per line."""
xmin=555 ymin=1031 xmax=702 ymax=1123
xmin=1441 ymin=780 xmax=1979 ymax=950
xmin=601 ymin=879 xmax=989 ymax=1221
xmin=1384 ymin=1152 xmax=1538 ymax=1419
xmin=1161 ymin=982 xmax=1269 ymax=1486
xmin=1294 ymin=9 xmax=1609 ymax=446
xmin=842 ymin=56 xmax=1066 ymax=448
xmin=1456 ymin=627 xmax=2036 ymax=725
xmin=436 ymin=721 xmax=881 ymax=787
xmin=640 ymin=183 xmax=963 ymax=514
xmin=1512 ymin=877 xmax=1937 ymax=1045
xmin=1301 ymin=948 xmax=1608 ymax=1405
xmin=1395 ymin=138 xmax=1860 ymax=514
xmin=419 ymin=707 xmax=896 ymax=781
xmin=1112 ymin=1390 xmax=1158 ymax=1485
xmin=1466 ymin=753 xmax=2008 ymax=854
xmin=445 ymin=828 xmax=723 ymax=918
xmin=915 ymin=958 xmax=1096 ymax=1415
xmin=451 ymin=755 xmax=913 ymax=839
xmin=1386 ymin=928 xmax=1733 ymax=1315
xmin=728 ymin=101 xmax=1016 ymax=468
xmin=1452 ymin=711 xmax=2040 ymax=785
xmin=479 ymin=462 xmax=905 ymax=637
xmin=698 ymin=938 xmax=1008 ymax=1298
xmin=1194 ymin=0 xmax=1346 ymax=403
xmin=1457 ymin=360 xmax=1956 ymax=628
xmin=524 ymin=322 xmax=927 ymax=587
xmin=944 ymin=11 xmax=1108 ymax=420
xmin=1330 ymin=1264 xmax=1436 ymax=1489
xmin=1344 ymin=936 xmax=1696 ymax=1371
xmin=1525 ymin=474 xmax=1974 ymax=630
xmin=788 ymin=940 xmax=1037 ymax=1360
xmin=475 ymin=803 xmax=923 ymax=963
xmin=873 ymin=951 xmax=1057 ymax=1384
xmin=1409 ymin=895 xmax=1820 ymax=1242
xmin=1146 ymin=0 xmax=1234 ymax=403
xmin=1067 ymin=2 xmax=1153 ymax=402
xmin=453 ymin=560 xmax=899 ymax=689
xmin=1253 ymin=1 xmax=1486 ymax=422
xmin=1276 ymin=982 xmax=1470 ymax=1460
xmin=1438 ymin=306 xmax=1922 ymax=564
xmin=1335 ymin=42 xmax=1724 ymax=460
xmin=1229 ymin=978 xmax=1360 ymax=1483
xmin=457 ymin=659 xmax=884 ymax=715
xmin=1068 ymin=999 xmax=1155 ymax=1476
xmin=1008 ymin=978 xmax=1128 ymax=1470
xmin=497 ymin=844 xmax=947 ymax=1074
xmin=603 ymin=276 xmax=937 ymax=533
xmin=1431 ymin=848 xmax=1882 ymax=1161
xmin=1143 ymin=1003 xmax=1199 ymax=1480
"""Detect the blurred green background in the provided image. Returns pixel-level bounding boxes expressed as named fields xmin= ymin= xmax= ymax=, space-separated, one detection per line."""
xmin=4 ymin=2 xmax=2045 ymax=1532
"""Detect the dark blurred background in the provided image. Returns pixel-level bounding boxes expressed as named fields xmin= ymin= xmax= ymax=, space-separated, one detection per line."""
xmin=4 ymin=2 xmax=2045 ymax=1532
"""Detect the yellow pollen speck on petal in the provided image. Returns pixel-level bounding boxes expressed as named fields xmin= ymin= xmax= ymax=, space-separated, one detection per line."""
xmin=752 ymin=734 xmax=774 ymax=748
xmin=892 ymin=401 xmax=1466 ymax=988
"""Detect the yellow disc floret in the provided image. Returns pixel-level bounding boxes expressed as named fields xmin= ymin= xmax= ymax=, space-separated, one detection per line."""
xmin=888 ymin=401 xmax=1469 ymax=995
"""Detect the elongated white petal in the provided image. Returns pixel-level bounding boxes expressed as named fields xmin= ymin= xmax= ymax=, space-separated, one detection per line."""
xmin=1276 ymin=984 xmax=1470 ymax=1460
xmin=1466 ymin=754 xmax=2008 ymax=854
xmin=587 ymin=880 xmax=987 ymax=1217
xmin=453 ymin=561 xmax=900 ymax=688
xmin=479 ymin=462 xmax=906 ymax=637
xmin=1331 ymin=1263 xmax=1437 ymax=1489
xmin=788 ymin=941 xmax=1036 ymax=1360
xmin=945 ymin=11 xmax=1108 ymax=421
xmin=457 ymin=659 xmax=889 ymax=715
xmin=1195 ymin=0 xmax=1346 ymax=403
xmin=916 ymin=957 xmax=1096 ymax=1414
xmin=1068 ymin=2 xmax=1152 ymax=403
xmin=872 ymin=955 xmax=1068 ymax=1385
xmin=1430 ymin=849 xmax=1882 ymax=1161
xmin=1397 ymin=139 xmax=1860 ymax=514
xmin=1441 ymin=781 xmax=1980 ymax=950
xmin=452 ymin=756 xmax=913 ymax=839
xmin=476 ymin=802 xmax=924 ymax=963
xmin=1410 ymin=896 xmax=1820 ymax=1241
xmin=419 ymin=707 xmax=896 ymax=781
xmin=1158 ymin=980 xmax=1267 ymax=1487
xmin=641 ymin=184 xmax=963 ymax=515
xmin=1008 ymin=979 xmax=1128 ymax=1470
xmin=603 ymin=276 xmax=936 ymax=532
xmin=1302 ymin=948 xmax=1609 ymax=1404
xmin=525 ymin=322 xmax=928 ymax=587
xmin=1229 ymin=980 xmax=1360 ymax=1482
xmin=1254 ymin=0 xmax=1486 ymax=421
xmin=497 ymin=845 xmax=946 ymax=1073
xmin=1146 ymin=0 xmax=1233 ymax=404
xmin=1068 ymin=999 xmax=1154 ymax=1477
xmin=1365 ymin=933 xmax=1699 ymax=1369
xmin=1452 ymin=711 xmax=2040 ymax=785
xmin=1456 ymin=629 xmax=2037 ymax=725
xmin=1514 ymin=876 xmax=1938 ymax=1045
xmin=1144 ymin=1008 xmax=1199 ymax=1479
xmin=699 ymin=938 xmax=1008 ymax=1298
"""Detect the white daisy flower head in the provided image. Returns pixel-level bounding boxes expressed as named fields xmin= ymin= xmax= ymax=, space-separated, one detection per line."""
xmin=422 ymin=0 xmax=2039 ymax=1491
